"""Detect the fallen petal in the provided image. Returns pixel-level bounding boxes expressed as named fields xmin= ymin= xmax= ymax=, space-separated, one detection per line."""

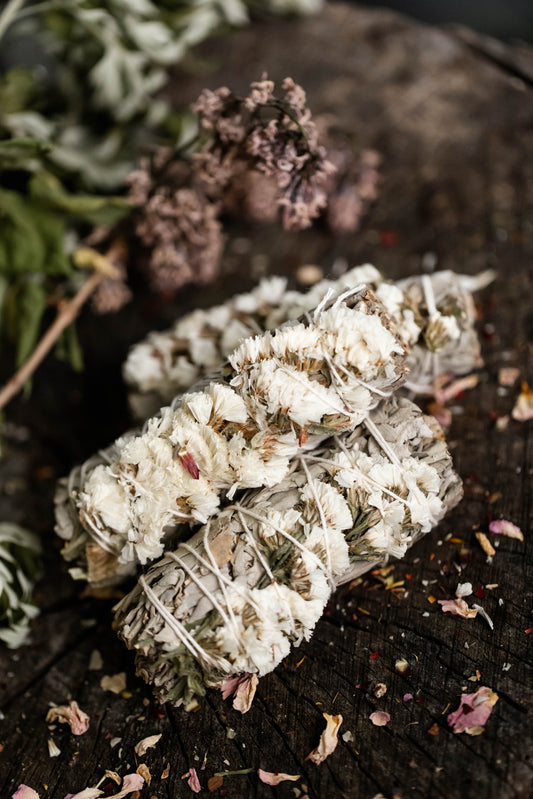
xmin=46 ymin=701 xmax=90 ymax=735
xmin=489 ymin=519 xmax=524 ymax=541
xmin=447 ymin=686 xmax=499 ymax=734
xmin=100 ymin=673 xmax=127 ymax=694
xmin=187 ymin=768 xmax=201 ymax=793
xmin=12 ymin=787 xmax=40 ymax=799
xmin=512 ymin=382 xmax=533 ymax=422
xmin=369 ymin=711 xmax=390 ymax=727
xmin=257 ymin=769 xmax=300 ymax=785
xmin=134 ymin=733 xmax=162 ymax=757
xmin=233 ymin=674 xmax=259 ymax=714
xmin=306 ymin=713 xmax=343 ymax=764
xmin=107 ymin=774 xmax=145 ymax=799
xmin=438 ymin=598 xmax=478 ymax=619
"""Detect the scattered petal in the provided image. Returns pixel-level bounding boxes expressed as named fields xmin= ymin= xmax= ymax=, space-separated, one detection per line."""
xmin=257 ymin=769 xmax=300 ymax=785
xmin=373 ymin=683 xmax=387 ymax=698
xmin=472 ymin=604 xmax=494 ymax=630
xmin=403 ymin=693 xmax=413 ymax=702
xmin=207 ymin=776 xmax=223 ymax=792
xmin=136 ymin=765 xmax=151 ymax=786
xmin=434 ymin=374 xmax=479 ymax=404
xmin=46 ymin=701 xmax=90 ymax=735
xmin=512 ymin=381 xmax=533 ymax=421
xmin=427 ymin=723 xmax=439 ymax=736
xmin=447 ymin=686 xmax=499 ymax=734
xmin=63 ymin=790 xmax=102 ymax=799
xmin=161 ymin=763 xmax=170 ymax=779
xmin=178 ymin=450 xmax=200 ymax=480
xmin=48 ymin=738 xmax=61 ymax=757
xmin=395 ymin=658 xmax=410 ymax=675
xmin=187 ymin=768 xmax=201 ymax=793
xmin=489 ymin=519 xmax=523 ymax=541
xmin=12 ymin=787 xmax=40 ymax=799
xmin=498 ymin=367 xmax=520 ymax=387
xmin=134 ymin=733 xmax=162 ymax=757
xmin=341 ymin=731 xmax=354 ymax=743
xmin=100 ymin=673 xmax=127 ymax=694
xmin=88 ymin=650 xmax=104 ymax=670
xmin=105 ymin=772 xmax=121 ymax=786
xmin=306 ymin=713 xmax=343 ymax=764
xmin=225 ymin=673 xmax=259 ymax=714
xmin=475 ymin=532 xmax=495 ymax=557
xmin=455 ymin=582 xmax=473 ymax=598
xmin=369 ymin=711 xmax=390 ymax=726
xmin=438 ymin=598 xmax=478 ymax=619
xmin=107 ymin=774 xmax=145 ymax=799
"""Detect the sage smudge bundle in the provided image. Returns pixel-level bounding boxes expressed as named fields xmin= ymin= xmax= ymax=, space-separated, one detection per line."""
xmin=56 ymin=286 xmax=407 ymax=583
xmin=123 ymin=266 xmax=493 ymax=419
xmin=114 ymin=397 xmax=462 ymax=708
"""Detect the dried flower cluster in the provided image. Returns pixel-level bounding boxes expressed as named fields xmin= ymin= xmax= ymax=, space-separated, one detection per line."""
xmin=126 ymin=77 xmax=335 ymax=292
xmin=55 ymin=286 xmax=407 ymax=584
xmin=114 ymin=397 xmax=462 ymax=707
xmin=123 ymin=265 xmax=491 ymax=419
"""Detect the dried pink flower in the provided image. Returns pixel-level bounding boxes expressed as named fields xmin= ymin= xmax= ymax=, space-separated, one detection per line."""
xmin=12 ymin=787 xmax=40 ymax=799
xmin=257 ymin=769 xmax=300 ymax=785
xmin=369 ymin=711 xmax=391 ymax=727
xmin=187 ymin=768 xmax=201 ymax=793
xmin=447 ymin=686 xmax=499 ymax=735
xmin=306 ymin=713 xmax=343 ymax=764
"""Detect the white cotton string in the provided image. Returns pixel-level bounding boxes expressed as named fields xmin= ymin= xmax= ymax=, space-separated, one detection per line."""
xmin=298 ymin=457 xmax=335 ymax=588
xmin=78 ymin=509 xmax=121 ymax=555
xmin=333 ymin=359 xmax=394 ymax=400
xmin=236 ymin=509 xmax=296 ymax=631
xmin=167 ymin=550 xmax=232 ymax=630
xmin=363 ymin=416 xmax=402 ymax=467
xmin=138 ymin=574 xmax=218 ymax=668
xmin=312 ymin=287 xmax=336 ymax=320
xmin=331 ymin=284 xmax=365 ymax=310
xmin=421 ymin=274 xmax=438 ymax=319
xmin=234 ymin=504 xmax=328 ymax=577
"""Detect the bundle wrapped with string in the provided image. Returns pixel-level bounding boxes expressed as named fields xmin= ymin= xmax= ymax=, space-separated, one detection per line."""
xmin=123 ymin=265 xmax=494 ymax=419
xmin=55 ymin=285 xmax=408 ymax=585
xmin=114 ymin=396 xmax=462 ymax=709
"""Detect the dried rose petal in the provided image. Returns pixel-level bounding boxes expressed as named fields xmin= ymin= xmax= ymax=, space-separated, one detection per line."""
xmin=12 ymin=787 xmax=40 ymax=799
xmin=46 ymin=701 xmax=89 ymax=736
xmin=369 ymin=711 xmax=390 ymax=727
xmin=447 ymin=686 xmax=499 ymax=734
xmin=489 ymin=519 xmax=524 ymax=541
xmin=257 ymin=770 xmax=300 ymax=785
xmin=305 ymin=713 xmax=342 ymax=764
xmin=187 ymin=768 xmax=201 ymax=793
xmin=438 ymin=598 xmax=478 ymax=619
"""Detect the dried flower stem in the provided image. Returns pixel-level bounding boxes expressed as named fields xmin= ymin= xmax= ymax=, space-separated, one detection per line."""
xmin=114 ymin=397 xmax=462 ymax=708
xmin=0 ymin=271 xmax=103 ymax=411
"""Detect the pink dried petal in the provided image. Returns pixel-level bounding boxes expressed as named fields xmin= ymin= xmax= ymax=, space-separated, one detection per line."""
xmin=12 ymin=787 xmax=40 ymax=799
xmin=187 ymin=768 xmax=201 ymax=793
xmin=257 ymin=769 xmax=300 ymax=785
xmin=305 ymin=713 xmax=342 ymax=764
xmin=233 ymin=674 xmax=259 ymax=714
xmin=489 ymin=519 xmax=524 ymax=541
xmin=178 ymin=450 xmax=200 ymax=480
xmin=46 ymin=701 xmax=89 ymax=736
xmin=434 ymin=374 xmax=479 ymax=404
xmin=438 ymin=598 xmax=478 ymax=619
xmin=403 ymin=693 xmax=413 ymax=702
xmin=369 ymin=711 xmax=390 ymax=726
xmin=107 ymin=774 xmax=145 ymax=799
xmin=221 ymin=675 xmax=242 ymax=700
xmin=447 ymin=686 xmax=499 ymax=734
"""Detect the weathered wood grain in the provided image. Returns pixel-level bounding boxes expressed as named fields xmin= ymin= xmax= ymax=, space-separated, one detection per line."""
xmin=0 ymin=4 xmax=532 ymax=798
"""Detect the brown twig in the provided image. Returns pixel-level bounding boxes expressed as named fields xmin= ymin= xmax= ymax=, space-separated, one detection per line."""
xmin=0 ymin=271 xmax=103 ymax=411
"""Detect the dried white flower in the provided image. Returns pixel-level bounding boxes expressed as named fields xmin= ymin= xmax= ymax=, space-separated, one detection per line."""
xmin=114 ymin=397 xmax=461 ymax=707
xmin=57 ymin=287 xmax=407 ymax=584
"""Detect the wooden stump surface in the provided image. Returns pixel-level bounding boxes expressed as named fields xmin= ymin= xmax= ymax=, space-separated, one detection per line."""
xmin=1 ymin=3 xmax=532 ymax=798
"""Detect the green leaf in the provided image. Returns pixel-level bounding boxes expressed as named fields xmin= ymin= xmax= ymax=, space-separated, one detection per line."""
xmin=15 ymin=278 xmax=47 ymax=371
xmin=0 ymin=138 xmax=51 ymax=171
xmin=0 ymin=187 xmax=71 ymax=277
xmin=29 ymin=171 xmax=131 ymax=226
xmin=0 ymin=68 xmax=37 ymax=115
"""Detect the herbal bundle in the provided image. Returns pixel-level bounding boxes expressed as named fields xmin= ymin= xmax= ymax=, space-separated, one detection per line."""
xmin=55 ymin=286 xmax=407 ymax=584
xmin=114 ymin=397 xmax=462 ymax=708
xmin=123 ymin=266 xmax=492 ymax=419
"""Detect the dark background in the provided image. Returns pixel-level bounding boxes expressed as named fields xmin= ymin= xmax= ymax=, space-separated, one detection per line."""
xmin=354 ymin=0 xmax=533 ymax=41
